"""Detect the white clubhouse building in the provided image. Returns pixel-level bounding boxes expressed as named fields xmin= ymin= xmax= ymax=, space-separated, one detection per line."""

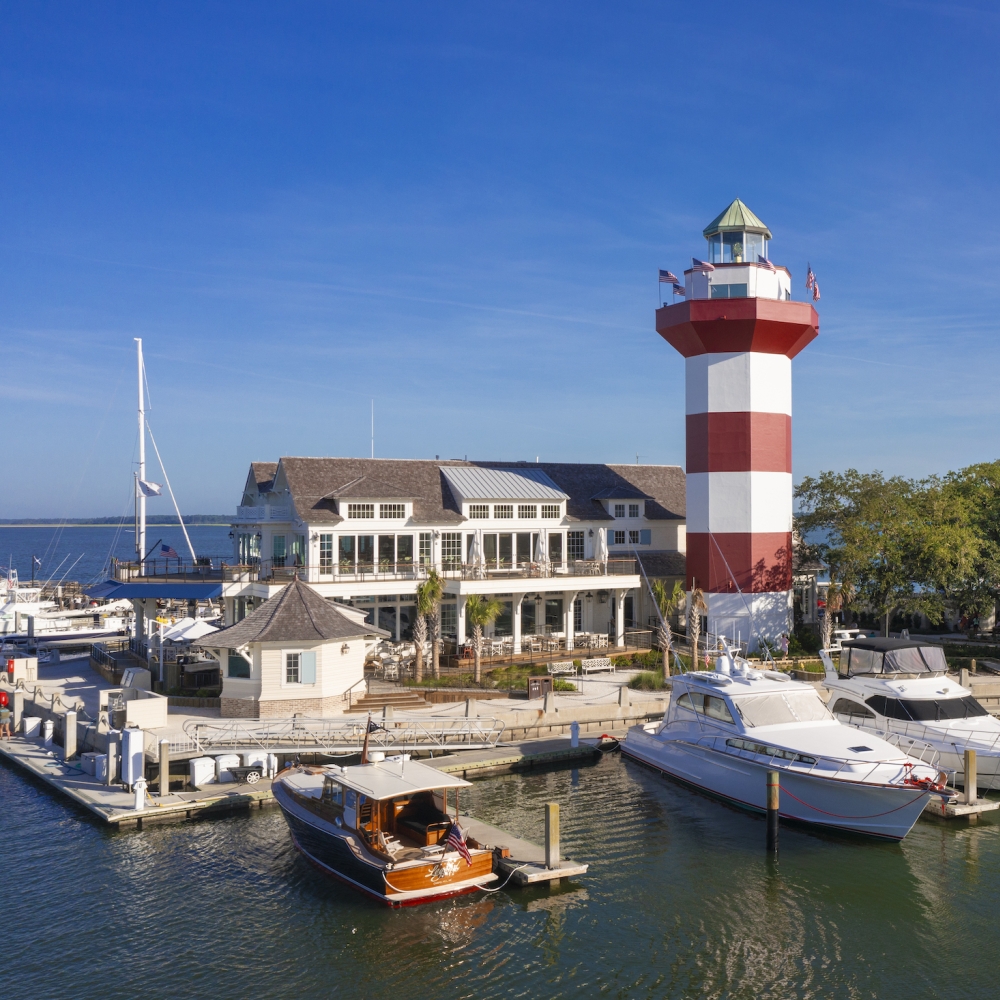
xmin=220 ymin=457 xmax=686 ymax=652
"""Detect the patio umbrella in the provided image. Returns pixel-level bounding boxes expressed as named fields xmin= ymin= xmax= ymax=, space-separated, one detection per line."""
xmin=534 ymin=530 xmax=549 ymax=572
xmin=469 ymin=530 xmax=484 ymax=578
xmin=594 ymin=527 xmax=608 ymax=566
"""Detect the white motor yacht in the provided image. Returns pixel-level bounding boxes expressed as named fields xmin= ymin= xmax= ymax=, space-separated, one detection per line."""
xmin=821 ymin=636 xmax=1000 ymax=791
xmin=622 ymin=645 xmax=948 ymax=840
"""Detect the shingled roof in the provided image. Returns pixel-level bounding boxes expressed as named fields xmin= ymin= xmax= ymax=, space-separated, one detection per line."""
xmin=258 ymin=457 xmax=685 ymax=525
xmin=251 ymin=462 xmax=279 ymax=494
xmin=193 ymin=578 xmax=389 ymax=647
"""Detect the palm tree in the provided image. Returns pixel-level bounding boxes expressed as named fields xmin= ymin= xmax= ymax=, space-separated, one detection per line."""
xmin=413 ymin=578 xmax=436 ymax=683
xmin=689 ymin=587 xmax=707 ymax=670
xmin=422 ymin=569 xmax=444 ymax=680
xmin=652 ymin=579 xmax=685 ymax=675
xmin=465 ymin=595 xmax=504 ymax=685
xmin=821 ymin=579 xmax=843 ymax=651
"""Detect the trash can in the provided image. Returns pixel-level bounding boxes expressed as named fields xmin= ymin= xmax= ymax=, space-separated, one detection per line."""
xmin=189 ymin=756 xmax=216 ymax=789
xmin=527 ymin=676 xmax=553 ymax=700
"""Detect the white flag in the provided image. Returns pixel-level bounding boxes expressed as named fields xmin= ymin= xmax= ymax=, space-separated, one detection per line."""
xmin=138 ymin=479 xmax=163 ymax=497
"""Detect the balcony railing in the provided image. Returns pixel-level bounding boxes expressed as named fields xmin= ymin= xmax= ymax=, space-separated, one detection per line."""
xmin=235 ymin=505 xmax=291 ymax=522
xmin=112 ymin=558 xmax=256 ymax=583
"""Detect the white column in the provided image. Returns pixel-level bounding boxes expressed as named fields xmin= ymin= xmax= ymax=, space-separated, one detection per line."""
xmin=513 ymin=594 xmax=523 ymax=654
xmin=616 ymin=590 xmax=626 ymax=647
xmin=457 ymin=594 xmax=466 ymax=646
xmin=395 ymin=602 xmax=402 ymax=642
xmin=564 ymin=591 xmax=577 ymax=650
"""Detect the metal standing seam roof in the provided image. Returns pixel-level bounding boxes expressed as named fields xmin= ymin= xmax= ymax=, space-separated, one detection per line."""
xmin=441 ymin=466 xmax=570 ymax=501
xmin=283 ymin=759 xmax=472 ymax=801
xmin=703 ymin=199 xmax=772 ymax=239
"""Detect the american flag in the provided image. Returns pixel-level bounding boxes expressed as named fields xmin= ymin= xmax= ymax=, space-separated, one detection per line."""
xmin=812 ymin=280 xmax=821 ymax=301
xmin=160 ymin=543 xmax=180 ymax=559
xmin=672 ymin=283 xmax=686 ymax=296
xmin=757 ymin=255 xmax=775 ymax=272
xmin=806 ymin=264 xmax=815 ymax=291
xmin=445 ymin=822 xmax=472 ymax=866
xmin=658 ymin=269 xmax=679 ymax=284
xmin=691 ymin=258 xmax=715 ymax=273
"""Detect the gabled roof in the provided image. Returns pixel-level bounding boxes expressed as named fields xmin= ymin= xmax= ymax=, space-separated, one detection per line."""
xmin=251 ymin=462 xmax=279 ymax=494
xmin=441 ymin=466 xmax=569 ymax=502
xmin=244 ymin=458 xmax=685 ymax=525
xmin=193 ymin=577 xmax=389 ymax=647
xmin=324 ymin=475 xmax=421 ymax=500
xmin=703 ymin=199 xmax=772 ymax=239
xmin=590 ymin=485 xmax=650 ymax=501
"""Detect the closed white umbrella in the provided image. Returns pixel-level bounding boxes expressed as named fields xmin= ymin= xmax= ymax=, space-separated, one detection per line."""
xmin=534 ymin=530 xmax=548 ymax=572
xmin=594 ymin=527 xmax=608 ymax=566
xmin=469 ymin=530 xmax=484 ymax=578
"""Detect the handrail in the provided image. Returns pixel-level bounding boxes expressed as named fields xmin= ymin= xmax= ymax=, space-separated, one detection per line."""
xmin=344 ymin=676 xmax=368 ymax=710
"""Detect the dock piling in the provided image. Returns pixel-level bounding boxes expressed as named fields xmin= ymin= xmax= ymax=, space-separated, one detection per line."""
xmin=12 ymin=691 xmax=23 ymax=733
xmin=64 ymin=711 xmax=77 ymax=761
xmin=159 ymin=739 xmax=170 ymax=798
xmin=544 ymin=802 xmax=560 ymax=870
xmin=570 ymin=720 xmax=579 ymax=748
xmin=766 ymin=770 xmax=780 ymax=854
xmin=965 ymin=749 xmax=978 ymax=805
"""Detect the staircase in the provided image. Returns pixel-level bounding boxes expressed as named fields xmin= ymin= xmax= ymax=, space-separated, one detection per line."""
xmin=347 ymin=688 xmax=431 ymax=714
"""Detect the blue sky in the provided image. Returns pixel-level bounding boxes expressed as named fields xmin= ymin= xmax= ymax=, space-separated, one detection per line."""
xmin=2 ymin=1 xmax=998 ymax=517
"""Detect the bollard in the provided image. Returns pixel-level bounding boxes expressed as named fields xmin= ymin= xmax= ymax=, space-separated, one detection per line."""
xmin=42 ymin=719 xmax=54 ymax=747
xmin=960 ymin=667 xmax=970 ymax=689
xmin=106 ymin=736 xmax=118 ymax=786
xmin=133 ymin=776 xmax=147 ymax=812
xmin=618 ymin=684 xmax=630 ymax=710
xmin=383 ymin=704 xmax=394 ymax=723
xmin=971 ymin=658 xmax=977 ymax=674
xmin=64 ymin=711 xmax=77 ymax=761
xmin=464 ymin=699 xmax=477 ymax=718
xmin=766 ymin=770 xmax=780 ymax=854
xmin=570 ymin=720 xmax=579 ymax=748
xmin=159 ymin=739 xmax=170 ymax=798
xmin=545 ymin=802 xmax=560 ymax=870
xmin=12 ymin=691 xmax=23 ymax=732
xmin=965 ymin=749 xmax=978 ymax=805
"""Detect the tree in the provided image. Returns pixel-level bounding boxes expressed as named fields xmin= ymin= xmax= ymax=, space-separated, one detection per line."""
xmin=689 ymin=587 xmax=707 ymax=670
xmin=795 ymin=470 xmax=942 ymax=635
xmin=821 ymin=579 xmax=844 ymax=650
xmin=412 ymin=578 xmax=438 ymax=683
xmin=465 ymin=595 xmax=504 ymax=685
xmin=652 ymin=579 xmax=685 ymax=674
xmin=421 ymin=569 xmax=444 ymax=679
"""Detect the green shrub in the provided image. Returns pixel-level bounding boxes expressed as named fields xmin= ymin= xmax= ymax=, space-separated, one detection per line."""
xmin=554 ymin=679 xmax=578 ymax=692
xmin=572 ymin=659 xmax=582 ymax=668
xmin=629 ymin=671 xmax=667 ymax=691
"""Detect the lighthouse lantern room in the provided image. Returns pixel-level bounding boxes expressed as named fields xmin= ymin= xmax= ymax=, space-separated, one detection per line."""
xmin=656 ymin=199 xmax=818 ymax=651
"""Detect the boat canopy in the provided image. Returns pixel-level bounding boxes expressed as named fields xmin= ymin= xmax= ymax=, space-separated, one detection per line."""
xmin=839 ymin=638 xmax=947 ymax=677
xmin=322 ymin=758 xmax=472 ymax=801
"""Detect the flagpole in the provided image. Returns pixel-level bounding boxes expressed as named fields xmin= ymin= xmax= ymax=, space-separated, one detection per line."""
xmin=135 ymin=338 xmax=146 ymax=577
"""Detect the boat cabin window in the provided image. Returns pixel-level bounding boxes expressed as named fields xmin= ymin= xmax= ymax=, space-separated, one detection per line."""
xmin=830 ymin=698 xmax=876 ymax=722
xmin=865 ymin=695 xmax=988 ymax=722
xmin=322 ymin=777 xmax=343 ymax=805
xmin=734 ymin=691 xmax=832 ymax=728
xmin=675 ymin=691 xmax=735 ymax=724
xmin=840 ymin=645 xmax=947 ymax=677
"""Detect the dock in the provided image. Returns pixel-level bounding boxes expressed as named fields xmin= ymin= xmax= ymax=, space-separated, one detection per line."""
xmin=425 ymin=736 xmax=601 ymax=778
xmin=923 ymin=795 xmax=1000 ymax=822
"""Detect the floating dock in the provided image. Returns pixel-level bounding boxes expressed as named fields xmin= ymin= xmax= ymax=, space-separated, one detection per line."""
xmin=425 ymin=736 xmax=600 ymax=778
xmin=923 ymin=795 xmax=1000 ymax=822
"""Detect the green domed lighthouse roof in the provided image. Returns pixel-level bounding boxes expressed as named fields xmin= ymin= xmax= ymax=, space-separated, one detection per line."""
xmin=703 ymin=199 xmax=772 ymax=239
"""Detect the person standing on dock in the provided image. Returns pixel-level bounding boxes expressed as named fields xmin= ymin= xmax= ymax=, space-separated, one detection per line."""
xmin=0 ymin=700 xmax=11 ymax=740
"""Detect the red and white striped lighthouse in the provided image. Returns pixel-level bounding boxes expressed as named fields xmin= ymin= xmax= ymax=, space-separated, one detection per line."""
xmin=656 ymin=200 xmax=818 ymax=648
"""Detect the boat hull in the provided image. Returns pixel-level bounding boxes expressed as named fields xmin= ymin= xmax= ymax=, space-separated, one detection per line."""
xmin=273 ymin=780 xmax=496 ymax=906
xmin=622 ymin=727 xmax=933 ymax=840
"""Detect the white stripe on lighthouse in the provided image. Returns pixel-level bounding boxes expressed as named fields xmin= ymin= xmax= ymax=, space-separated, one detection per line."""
xmin=685 ymin=352 xmax=792 ymax=415
xmin=686 ymin=472 xmax=793 ymax=534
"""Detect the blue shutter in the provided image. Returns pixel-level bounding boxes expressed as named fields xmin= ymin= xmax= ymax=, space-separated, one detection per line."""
xmin=301 ymin=650 xmax=317 ymax=684
xmin=640 ymin=529 xmax=651 ymax=545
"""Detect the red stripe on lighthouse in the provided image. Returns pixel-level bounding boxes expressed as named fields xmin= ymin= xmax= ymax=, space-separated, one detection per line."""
xmin=686 ymin=532 xmax=793 ymax=593
xmin=686 ymin=412 xmax=791 ymax=473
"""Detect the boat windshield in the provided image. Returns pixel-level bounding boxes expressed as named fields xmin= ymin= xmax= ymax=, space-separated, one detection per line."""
xmin=734 ymin=691 xmax=832 ymax=728
xmin=840 ymin=645 xmax=947 ymax=676
xmin=865 ymin=694 xmax=988 ymax=722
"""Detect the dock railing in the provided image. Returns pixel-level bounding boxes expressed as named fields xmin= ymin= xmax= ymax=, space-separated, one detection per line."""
xmin=177 ymin=715 xmax=506 ymax=756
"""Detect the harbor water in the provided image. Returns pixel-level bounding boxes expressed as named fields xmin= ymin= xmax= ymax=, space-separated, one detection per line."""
xmin=4 ymin=750 xmax=997 ymax=999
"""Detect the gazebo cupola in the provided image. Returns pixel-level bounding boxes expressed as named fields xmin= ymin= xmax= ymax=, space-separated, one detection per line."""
xmin=703 ymin=198 xmax=772 ymax=264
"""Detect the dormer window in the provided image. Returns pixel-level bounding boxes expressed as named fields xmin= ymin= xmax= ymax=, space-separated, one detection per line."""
xmin=518 ymin=504 xmax=537 ymax=519
xmin=468 ymin=504 xmax=489 ymax=519
xmin=379 ymin=503 xmax=405 ymax=519
xmin=629 ymin=503 xmax=640 ymax=518
xmin=541 ymin=504 xmax=560 ymax=519
xmin=347 ymin=503 xmax=374 ymax=519
xmin=614 ymin=503 xmax=625 ymax=518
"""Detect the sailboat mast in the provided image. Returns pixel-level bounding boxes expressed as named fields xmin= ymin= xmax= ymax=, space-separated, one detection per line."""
xmin=136 ymin=337 xmax=146 ymax=574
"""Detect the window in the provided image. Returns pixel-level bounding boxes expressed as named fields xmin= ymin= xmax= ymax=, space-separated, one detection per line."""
xmin=545 ymin=599 xmax=563 ymax=630
xmin=469 ymin=504 xmax=489 ymax=519
xmin=865 ymin=695 xmax=988 ymax=722
xmin=613 ymin=530 xmax=626 ymax=545
xmin=725 ymin=738 xmax=816 ymax=766
xmin=494 ymin=504 xmax=513 ymax=519
xmin=628 ymin=503 xmax=640 ymax=518
xmin=541 ymin=504 xmax=560 ymax=519
xmin=378 ymin=535 xmax=395 ymax=568
xmin=675 ymin=691 xmax=735 ymax=725
xmin=380 ymin=503 xmax=405 ymax=519
xmin=291 ymin=534 xmax=305 ymax=567
xmin=518 ymin=504 xmax=537 ymax=519
xmin=397 ymin=535 xmax=414 ymax=565
xmin=272 ymin=534 xmax=286 ymax=568
xmin=831 ymin=698 xmax=875 ymax=722
xmin=357 ymin=535 xmax=375 ymax=569
xmin=567 ymin=531 xmax=585 ymax=560
xmin=614 ymin=504 xmax=625 ymax=518
xmin=319 ymin=534 xmax=334 ymax=573
xmin=440 ymin=532 xmax=462 ymax=567
xmin=440 ymin=603 xmax=457 ymax=636
xmin=710 ymin=283 xmax=749 ymax=299
xmin=735 ymin=692 xmax=832 ymax=727
xmin=498 ymin=533 xmax=512 ymax=566
xmin=573 ymin=598 xmax=582 ymax=632
xmin=347 ymin=503 xmax=374 ymax=519
xmin=227 ymin=653 xmax=250 ymax=679
xmin=548 ymin=533 xmax=563 ymax=564
xmin=285 ymin=652 xmax=300 ymax=684
xmin=419 ymin=532 xmax=432 ymax=565
xmin=516 ymin=532 xmax=533 ymax=564
xmin=339 ymin=535 xmax=355 ymax=570
xmin=628 ymin=530 xmax=639 ymax=544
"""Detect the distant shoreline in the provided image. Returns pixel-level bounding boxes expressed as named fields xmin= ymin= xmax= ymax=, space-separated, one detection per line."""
xmin=0 ymin=517 xmax=230 ymax=527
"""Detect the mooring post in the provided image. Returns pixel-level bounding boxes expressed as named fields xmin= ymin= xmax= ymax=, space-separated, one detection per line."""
xmin=12 ymin=690 xmax=23 ymax=733
xmin=965 ymin=749 xmax=978 ymax=805
xmin=545 ymin=802 xmax=560 ymax=870
xmin=106 ymin=735 xmax=118 ymax=786
xmin=766 ymin=770 xmax=780 ymax=854
xmin=64 ymin=711 xmax=77 ymax=761
xmin=159 ymin=739 xmax=170 ymax=798
xmin=570 ymin=720 xmax=579 ymax=748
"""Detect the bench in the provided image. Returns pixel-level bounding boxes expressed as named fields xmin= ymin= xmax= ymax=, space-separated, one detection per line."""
xmin=580 ymin=657 xmax=614 ymax=675
xmin=547 ymin=662 xmax=577 ymax=676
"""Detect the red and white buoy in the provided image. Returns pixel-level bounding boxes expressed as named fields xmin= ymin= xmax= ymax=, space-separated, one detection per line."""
xmin=656 ymin=200 xmax=818 ymax=649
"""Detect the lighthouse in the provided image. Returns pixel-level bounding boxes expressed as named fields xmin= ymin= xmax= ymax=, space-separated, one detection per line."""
xmin=656 ymin=200 xmax=818 ymax=649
